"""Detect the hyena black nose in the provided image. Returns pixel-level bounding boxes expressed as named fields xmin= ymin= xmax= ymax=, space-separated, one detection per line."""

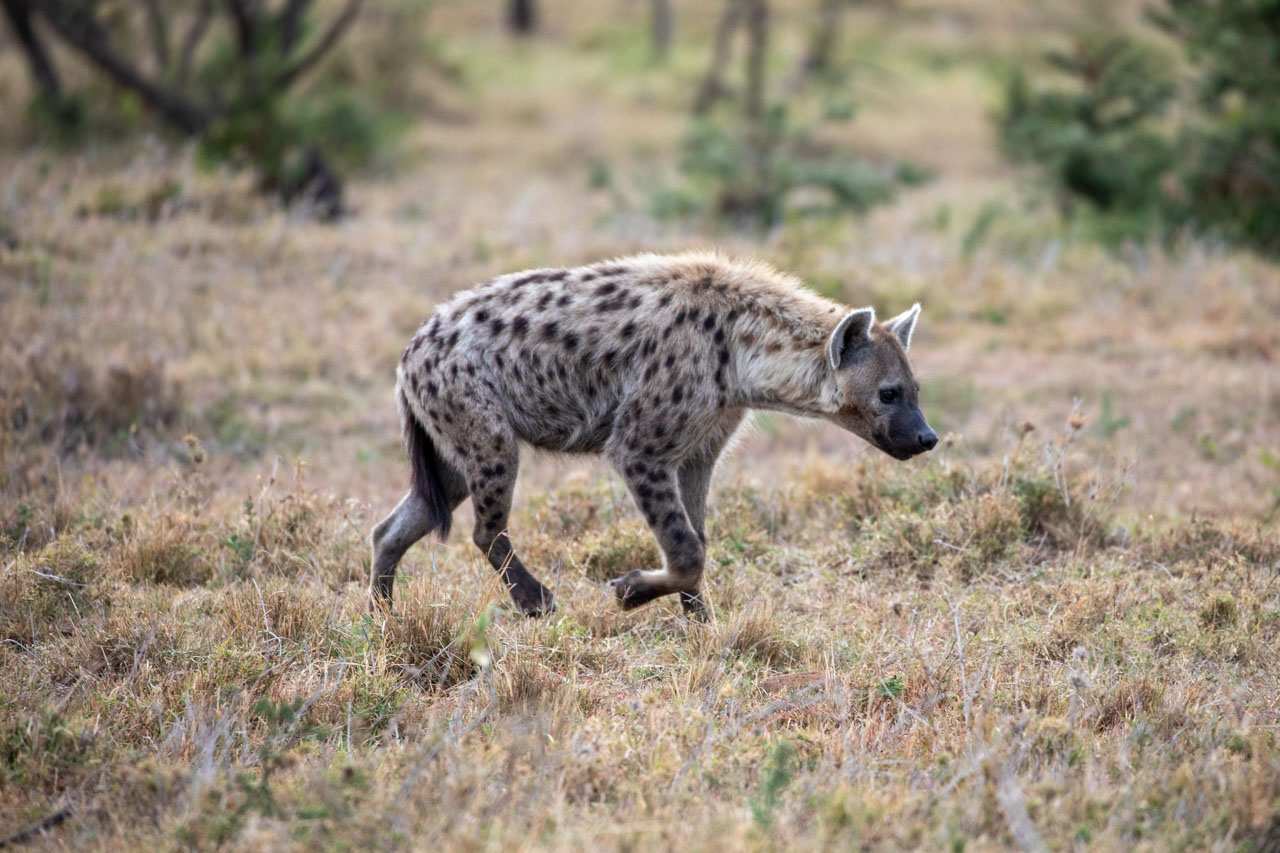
xmin=918 ymin=429 xmax=938 ymax=451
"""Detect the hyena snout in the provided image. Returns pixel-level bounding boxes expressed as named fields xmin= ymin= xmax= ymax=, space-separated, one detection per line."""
xmin=880 ymin=408 xmax=937 ymax=459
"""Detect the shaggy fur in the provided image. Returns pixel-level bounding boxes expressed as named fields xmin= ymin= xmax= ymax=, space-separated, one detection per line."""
xmin=371 ymin=252 xmax=935 ymax=617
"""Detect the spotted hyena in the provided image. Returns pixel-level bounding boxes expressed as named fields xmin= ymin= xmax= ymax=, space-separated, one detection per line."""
xmin=371 ymin=252 xmax=936 ymax=618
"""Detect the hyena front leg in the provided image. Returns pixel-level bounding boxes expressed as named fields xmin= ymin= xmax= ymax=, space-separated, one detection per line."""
xmin=675 ymin=411 xmax=744 ymax=619
xmin=458 ymin=430 xmax=555 ymax=617
xmin=608 ymin=449 xmax=705 ymax=611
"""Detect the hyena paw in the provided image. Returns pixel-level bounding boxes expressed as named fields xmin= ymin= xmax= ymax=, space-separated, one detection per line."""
xmin=608 ymin=570 xmax=662 ymax=611
xmin=679 ymin=590 xmax=710 ymax=622
xmin=511 ymin=581 xmax=556 ymax=618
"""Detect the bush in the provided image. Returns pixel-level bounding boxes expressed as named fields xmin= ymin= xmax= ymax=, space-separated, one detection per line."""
xmin=663 ymin=106 xmax=929 ymax=226
xmin=998 ymin=32 xmax=1176 ymax=218
xmin=998 ymin=5 xmax=1280 ymax=255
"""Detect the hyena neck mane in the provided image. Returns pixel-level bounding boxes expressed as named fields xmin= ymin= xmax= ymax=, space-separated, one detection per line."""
xmin=657 ymin=252 xmax=844 ymax=417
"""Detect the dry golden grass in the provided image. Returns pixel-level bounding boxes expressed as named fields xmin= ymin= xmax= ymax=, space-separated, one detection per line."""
xmin=2 ymin=1 xmax=1278 ymax=849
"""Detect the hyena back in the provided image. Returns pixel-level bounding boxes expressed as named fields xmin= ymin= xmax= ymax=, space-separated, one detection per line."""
xmin=372 ymin=252 xmax=936 ymax=618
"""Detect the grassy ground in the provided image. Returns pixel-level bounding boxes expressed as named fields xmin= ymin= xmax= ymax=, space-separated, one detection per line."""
xmin=2 ymin=1 xmax=1278 ymax=849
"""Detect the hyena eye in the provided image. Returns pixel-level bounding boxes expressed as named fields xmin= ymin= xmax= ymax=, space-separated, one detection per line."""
xmin=879 ymin=388 xmax=899 ymax=404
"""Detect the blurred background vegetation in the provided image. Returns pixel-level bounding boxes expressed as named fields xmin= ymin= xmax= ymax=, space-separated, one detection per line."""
xmin=2 ymin=4 xmax=1280 ymax=849
xmin=4 ymin=0 xmax=1276 ymax=244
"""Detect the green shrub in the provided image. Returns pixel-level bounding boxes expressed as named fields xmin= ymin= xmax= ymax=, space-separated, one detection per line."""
xmin=999 ymin=5 xmax=1280 ymax=255
xmin=664 ymin=106 xmax=929 ymax=226
xmin=997 ymin=31 xmax=1176 ymax=238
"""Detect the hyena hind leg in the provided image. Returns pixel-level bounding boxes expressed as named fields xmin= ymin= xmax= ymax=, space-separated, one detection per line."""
xmin=370 ymin=482 xmax=466 ymax=604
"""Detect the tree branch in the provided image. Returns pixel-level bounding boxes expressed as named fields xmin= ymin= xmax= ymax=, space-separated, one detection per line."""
xmin=274 ymin=0 xmax=361 ymax=90
xmin=1 ymin=0 xmax=63 ymax=100
xmin=175 ymin=0 xmax=213 ymax=88
xmin=141 ymin=0 xmax=170 ymax=73
xmin=34 ymin=0 xmax=212 ymax=133
xmin=277 ymin=0 xmax=312 ymax=53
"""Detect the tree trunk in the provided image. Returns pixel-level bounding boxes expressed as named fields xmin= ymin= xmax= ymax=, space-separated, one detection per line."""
xmin=508 ymin=0 xmax=536 ymax=35
xmin=743 ymin=0 xmax=767 ymax=123
xmin=742 ymin=0 xmax=769 ymax=207
xmin=651 ymin=0 xmax=672 ymax=61
xmin=804 ymin=0 xmax=844 ymax=76
xmin=1 ymin=0 xmax=63 ymax=101
xmin=693 ymin=0 xmax=743 ymax=115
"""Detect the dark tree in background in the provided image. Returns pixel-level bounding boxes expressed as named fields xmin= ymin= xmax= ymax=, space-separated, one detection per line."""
xmin=1150 ymin=0 xmax=1280 ymax=253
xmin=509 ymin=0 xmax=537 ymax=35
xmin=1 ymin=0 xmax=63 ymax=104
xmin=1 ymin=0 xmax=364 ymax=218
xmin=651 ymin=0 xmax=673 ymax=60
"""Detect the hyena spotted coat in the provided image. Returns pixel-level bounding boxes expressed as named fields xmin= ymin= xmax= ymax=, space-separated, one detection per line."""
xmin=372 ymin=252 xmax=936 ymax=618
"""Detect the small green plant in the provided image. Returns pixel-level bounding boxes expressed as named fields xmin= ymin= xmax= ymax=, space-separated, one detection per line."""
xmin=1098 ymin=389 xmax=1131 ymax=438
xmin=665 ymin=107 xmax=929 ymax=226
xmin=877 ymin=675 xmax=906 ymax=698
xmin=750 ymin=739 xmax=796 ymax=829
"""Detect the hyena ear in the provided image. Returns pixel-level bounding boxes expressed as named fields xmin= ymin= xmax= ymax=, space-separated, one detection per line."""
xmin=828 ymin=307 xmax=875 ymax=369
xmin=884 ymin=303 xmax=921 ymax=351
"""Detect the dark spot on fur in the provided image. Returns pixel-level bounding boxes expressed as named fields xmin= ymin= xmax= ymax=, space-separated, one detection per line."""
xmin=621 ymin=322 xmax=636 ymax=338
xmin=545 ymin=270 xmax=569 ymax=282
xmin=543 ymin=321 xmax=559 ymax=341
xmin=426 ymin=381 xmax=438 ymax=397
xmin=563 ymin=333 xmax=579 ymax=350
xmin=511 ymin=315 xmax=530 ymax=337
xmin=674 ymin=311 xmax=686 ymax=325
xmin=475 ymin=309 xmax=489 ymax=323
xmin=719 ymin=348 xmax=730 ymax=365
xmin=658 ymin=294 xmax=672 ymax=307
xmin=558 ymin=294 xmax=572 ymax=307
xmin=596 ymin=282 xmax=618 ymax=296
xmin=672 ymin=387 xmax=683 ymax=403
xmin=714 ymin=328 xmax=725 ymax=344
xmin=664 ymin=354 xmax=675 ymax=368
xmin=537 ymin=292 xmax=553 ymax=311
xmin=490 ymin=318 xmax=506 ymax=335
xmin=512 ymin=272 xmax=544 ymax=287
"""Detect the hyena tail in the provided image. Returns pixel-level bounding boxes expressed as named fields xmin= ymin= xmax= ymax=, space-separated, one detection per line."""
xmin=399 ymin=386 xmax=453 ymax=541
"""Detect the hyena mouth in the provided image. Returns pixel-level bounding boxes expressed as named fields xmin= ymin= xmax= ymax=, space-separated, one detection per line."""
xmin=872 ymin=433 xmax=918 ymax=461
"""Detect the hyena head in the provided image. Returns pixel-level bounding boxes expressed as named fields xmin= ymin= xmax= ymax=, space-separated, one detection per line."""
xmin=824 ymin=303 xmax=938 ymax=460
